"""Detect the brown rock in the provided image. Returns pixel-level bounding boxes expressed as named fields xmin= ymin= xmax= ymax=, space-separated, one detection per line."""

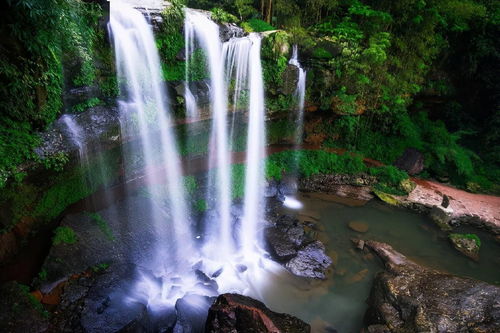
xmin=205 ymin=293 xmax=311 ymax=333
xmin=364 ymin=240 xmax=500 ymax=333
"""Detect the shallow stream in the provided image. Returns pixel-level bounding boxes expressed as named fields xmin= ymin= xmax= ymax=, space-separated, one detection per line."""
xmin=259 ymin=193 xmax=500 ymax=332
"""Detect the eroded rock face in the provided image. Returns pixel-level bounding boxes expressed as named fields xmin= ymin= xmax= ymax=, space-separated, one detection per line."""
xmin=205 ymin=293 xmax=311 ymax=333
xmin=364 ymin=241 xmax=500 ymax=333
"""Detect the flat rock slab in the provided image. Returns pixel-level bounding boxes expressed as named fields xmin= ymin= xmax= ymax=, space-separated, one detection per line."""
xmin=400 ymin=178 xmax=500 ymax=234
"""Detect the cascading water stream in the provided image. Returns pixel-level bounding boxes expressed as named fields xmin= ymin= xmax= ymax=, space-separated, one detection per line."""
xmin=109 ymin=2 xmax=195 ymax=274
xmin=283 ymin=45 xmax=307 ymax=210
xmin=241 ymin=34 xmax=266 ymax=254
xmin=185 ymin=10 xmax=233 ymax=260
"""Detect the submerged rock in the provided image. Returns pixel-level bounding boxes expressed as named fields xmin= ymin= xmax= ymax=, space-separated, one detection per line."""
xmin=448 ymin=233 xmax=481 ymax=261
xmin=205 ymin=293 xmax=311 ymax=333
xmin=348 ymin=221 xmax=369 ymax=233
xmin=364 ymin=240 xmax=500 ymax=333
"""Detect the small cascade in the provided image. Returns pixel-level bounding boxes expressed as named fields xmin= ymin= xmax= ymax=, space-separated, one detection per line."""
xmin=185 ymin=10 xmax=233 ymax=259
xmin=283 ymin=45 xmax=306 ymax=210
xmin=289 ymin=45 xmax=306 ymax=148
xmin=184 ymin=18 xmax=198 ymax=120
xmin=109 ymin=2 xmax=195 ymax=276
xmin=222 ymin=37 xmax=251 ymax=143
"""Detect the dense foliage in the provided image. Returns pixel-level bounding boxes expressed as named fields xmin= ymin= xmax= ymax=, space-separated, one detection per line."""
xmin=0 ymin=0 xmax=105 ymax=187
xmin=186 ymin=0 xmax=498 ymax=193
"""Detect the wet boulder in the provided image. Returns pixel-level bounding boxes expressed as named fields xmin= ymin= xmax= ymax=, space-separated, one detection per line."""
xmin=364 ymin=241 xmax=500 ymax=333
xmin=265 ymin=215 xmax=305 ymax=261
xmin=394 ymin=148 xmax=424 ymax=175
xmin=285 ymin=241 xmax=333 ymax=279
xmin=173 ymin=294 xmax=215 ymax=333
xmin=265 ymin=215 xmax=332 ymax=279
xmin=205 ymin=293 xmax=311 ymax=333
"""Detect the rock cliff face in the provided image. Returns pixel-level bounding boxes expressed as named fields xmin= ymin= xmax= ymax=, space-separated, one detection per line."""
xmin=364 ymin=241 xmax=500 ymax=333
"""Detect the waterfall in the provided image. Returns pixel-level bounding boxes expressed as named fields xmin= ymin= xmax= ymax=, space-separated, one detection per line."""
xmin=109 ymin=2 xmax=195 ymax=273
xmin=185 ymin=10 xmax=233 ymax=259
xmin=241 ymin=34 xmax=266 ymax=254
xmin=283 ymin=45 xmax=307 ymax=210
xmin=290 ymin=44 xmax=306 ymax=147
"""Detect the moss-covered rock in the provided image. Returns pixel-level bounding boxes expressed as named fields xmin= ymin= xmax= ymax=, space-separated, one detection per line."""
xmin=448 ymin=233 xmax=481 ymax=261
xmin=373 ymin=189 xmax=400 ymax=206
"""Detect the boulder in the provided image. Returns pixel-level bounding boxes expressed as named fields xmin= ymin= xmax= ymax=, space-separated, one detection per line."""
xmin=394 ymin=148 xmax=424 ymax=175
xmin=173 ymin=294 xmax=215 ymax=333
xmin=265 ymin=215 xmax=305 ymax=261
xmin=429 ymin=204 xmax=454 ymax=231
xmin=285 ymin=241 xmax=333 ymax=279
xmin=364 ymin=241 xmax=500 ymax=333
xmin=205 ymin=293 xmax=311 ymax=333
xmin=265 ymin=215 xmax=332 ymax=279
xmin=448 ymin=233 xmax=481 ymax=261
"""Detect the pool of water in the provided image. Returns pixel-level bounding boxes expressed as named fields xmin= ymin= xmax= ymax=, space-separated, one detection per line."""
xmin=259 ymin=192 xmax=500 ymax=333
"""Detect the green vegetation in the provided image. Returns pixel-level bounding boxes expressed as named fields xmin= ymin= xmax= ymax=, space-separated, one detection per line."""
xmin=91 ymin=262 xmax=110 ymax=272
xmin=195 ymin=198 xmax=208 ymax=212
xmin=210 ymin=7 xmax=238 ymax=23
xmin=449 ymin=233 xmax=482 ymax=248
xmin=87 ymin=212 xmax=114 ymax=241
xmin=242 ymin=18 xmax=275 ymax=32
xmin=52 ymin=226 xmax=77 ymax=245
xmin=184 ymin=175 xmax=198 ymax=194
xmin=265 ymin=149 xmax=409 ymax=194
xmin=0 ymin=0 xmax=104 ymax=186
xmin=72 ymin=97 xmax=102 ymax=113
xmin=18 ymin=284 xmax=49 ymax=318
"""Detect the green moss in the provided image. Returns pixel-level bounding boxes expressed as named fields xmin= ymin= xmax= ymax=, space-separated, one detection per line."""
xmin=195 ymin=198 xmax=207 ymax=213
xmin=91 ymin=262 xmax=110 ymax=272
xmin=231 ymin=164 xmax=246 ymax=199
xmin=86 ymin=212 xmax=114 ymax=241
xmin=18 ymin=284 xmax=49 ymax=318
xmin=38 ymin=269 xmax=47 ymax=281
xmin=373 ymin=189 xmax=400 ymax=206
xmin=184 ymin=175 xmax=198 ymax=195
xmin=449 ymin=233 xmax=481 ymax=247
xmin=52 ymin=226 xmax=77 ymax=245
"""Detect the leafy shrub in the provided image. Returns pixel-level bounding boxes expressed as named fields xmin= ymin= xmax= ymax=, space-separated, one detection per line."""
xmin=210 ymin=8 xmax=238 ymax=23
xmin=72 ymin=97 xmax=102 ymax=113
xmin=312 ymin=47 xmax=333 ymax=59
xmin=53 ymin=226 xmax=77 ymax=245
xmin=242 ymin=18 xmax=275 ymax=32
